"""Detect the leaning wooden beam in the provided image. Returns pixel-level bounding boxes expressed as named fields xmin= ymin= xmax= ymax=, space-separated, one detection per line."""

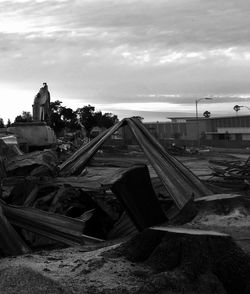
xmin=0 ymin=206 xmax=30 ymax=256
xmin=0 ymin=201 xmax=103 ymax=246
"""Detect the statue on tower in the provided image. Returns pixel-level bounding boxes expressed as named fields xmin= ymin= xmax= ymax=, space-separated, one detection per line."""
xmin=33 ymin=82 xmax=51 ymax=123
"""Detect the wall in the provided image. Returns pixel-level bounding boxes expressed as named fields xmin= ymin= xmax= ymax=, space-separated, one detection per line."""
xmin=186 ymin=119 xmax=209 ymax=140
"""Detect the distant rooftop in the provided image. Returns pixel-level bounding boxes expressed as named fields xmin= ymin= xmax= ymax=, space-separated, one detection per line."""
xmin=143 ymin=114 xmax=250 ymax=125
xmin=168 ymin=114 xmax=250 ymax=121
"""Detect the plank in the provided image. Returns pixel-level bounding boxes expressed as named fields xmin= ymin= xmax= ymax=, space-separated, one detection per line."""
xmin=150 ymin=225 xmax=229 ymax=237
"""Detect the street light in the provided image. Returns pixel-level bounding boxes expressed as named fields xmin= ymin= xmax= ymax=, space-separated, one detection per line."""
xmin=242 ymin=105 xmax=250 ymax=111
xmin=195 ymin=97 xmax=213 ymax=148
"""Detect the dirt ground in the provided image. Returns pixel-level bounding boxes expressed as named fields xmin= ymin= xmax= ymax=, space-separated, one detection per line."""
xmin=1 ymin=152 xmax=250 ymax=294
xmin=0 ymin=243 xmax=150 ymax=293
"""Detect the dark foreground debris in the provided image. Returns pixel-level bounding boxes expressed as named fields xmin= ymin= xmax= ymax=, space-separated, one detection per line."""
xmin=0 ymin=117 xmax=212 ymax=257
xmin=0 ymin=117 xmax=250 ymax=294
xmin=0 ymin=206 xmax=30 ymax=256
xmin=116 ymin=227 xmax=250 ymax=294
xmin=60 ymin=117 xmax=211 ymax=208
xmin=208 ymin=156 xmax=250 ymax=191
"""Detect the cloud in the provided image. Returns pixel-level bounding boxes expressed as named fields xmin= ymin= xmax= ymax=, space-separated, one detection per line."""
xmin=1 ymin=0 xmax=250 ymax=121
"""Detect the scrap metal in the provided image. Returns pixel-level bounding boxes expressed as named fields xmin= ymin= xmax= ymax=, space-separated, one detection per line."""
xmin=60 ymin=117 xmax=212 ymax=209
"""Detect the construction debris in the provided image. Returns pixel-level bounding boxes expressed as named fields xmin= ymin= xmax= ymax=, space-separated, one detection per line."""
xmin=117 ymin=227 xmax=250 ymax=294
xmin=0 ymin=205 xmax=30 ymax=257
xmin=60 ymin=117 xmax=212 ymax=209
xmin=1 ymin=200 xmax=103 ymax=246
xmin=0 ymin=135 xmax=23 ymax=157
xmin=5 ymin=149 xmax=58 ymax=177
xmin=1 ymin=117 xmax=250 ymax=294
xmin=208 ymin=156 xmax=250 ymax=190
xmin=0 ymin=117 xmax=213 ymax=257
xmin=111 ymin=165 xmax=167 ymax=231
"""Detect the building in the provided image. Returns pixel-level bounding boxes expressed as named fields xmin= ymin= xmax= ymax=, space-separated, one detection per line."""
xmin=162 ymin=115 xmax=250 ymax=148
xmin=118 ymin=115 xmax=250 ymax=148
xmin=198 ymin=115 xmax=250 ymax=148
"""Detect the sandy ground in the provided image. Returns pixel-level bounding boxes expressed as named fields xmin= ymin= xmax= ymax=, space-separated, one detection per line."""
xmin=1 ymin=152 xmax=250 ymax=293
xmin=0 ymin=243 xmax=149 ymax=293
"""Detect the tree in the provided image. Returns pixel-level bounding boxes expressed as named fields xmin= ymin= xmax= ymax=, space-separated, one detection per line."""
xmin=233 ymin=105 xmax=241 ymax=113
xmin=60 ymin=106 xmax=79 ymax=130
xmin=203 ymin=110 xmax=211 ymax=118
xmin=47 ymin=101 xmax=119 ymax=136
xmin=14 ymin=111 xmax=32 ymax=123
xmin=6 ymin=119 xmax=11 ymax=127
xmin=95 ymin=112 xmax=118 ymax=129
xmin=0 ymin=118 xmax=4 ymax=128
xmin=50 ymin=100 xmax=63 ymax=113
xmin=76 ymin=105 xmax=96 ymax=136
xmin=49 ymin=100 xmax=80 ymax=134
xmin=76 ymin=105 xmax=118 ymax=136
xmin=50 ymin=100 xmax=66 ymax=133
xmin=132 ymin=116 xmax=144 ymax=121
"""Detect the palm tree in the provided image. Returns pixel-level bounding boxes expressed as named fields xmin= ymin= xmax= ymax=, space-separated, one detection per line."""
xmin=233 ymin=105 xmax=241 ymax=114
xmin=203 ymin=110 xmax=211 ymax=118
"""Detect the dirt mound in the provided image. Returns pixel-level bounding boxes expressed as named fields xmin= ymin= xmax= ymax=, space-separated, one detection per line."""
xmin=0 ymin=266 xmax=71 ymax=294
xmin=117 ymin=229 xmax=250 ymax=294
xmin=137 ymin=270 xmax=226 ymax=294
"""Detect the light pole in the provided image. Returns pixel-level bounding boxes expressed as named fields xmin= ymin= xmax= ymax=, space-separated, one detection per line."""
xmin=195 ymin=97 xmax=213 ymax=148
xmin=242 ymin=105 xmax=250 ymax=111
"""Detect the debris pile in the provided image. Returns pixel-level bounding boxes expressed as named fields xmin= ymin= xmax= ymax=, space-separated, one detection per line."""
xmin=117 ymin=227 xmax=250 ymax=294
xmin=208 ymin=156 xmax=250 ymax=190
xmin=0 ymin=118 xmax=213 ymax=257
xmin=1 ymin=117 xmax=250 ymax=293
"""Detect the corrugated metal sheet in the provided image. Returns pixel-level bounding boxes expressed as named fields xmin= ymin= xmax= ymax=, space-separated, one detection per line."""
xmin=0 ymin=206 xmax=30 ymax=256
xmin=1 ymin=201 xmax=103 ymax=246
xmin=59 ymin=118 xmax=212 ymax=209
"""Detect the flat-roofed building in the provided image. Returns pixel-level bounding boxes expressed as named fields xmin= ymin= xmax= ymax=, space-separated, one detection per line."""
xmin=114 ymin=115 xmax=250 ymax=148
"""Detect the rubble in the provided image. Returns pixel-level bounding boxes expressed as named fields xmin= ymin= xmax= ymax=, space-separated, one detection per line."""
xmin=60 ymin=117 xmax=211 ymax=208
xmin=5 ymin=149 xmax=58 ymax=177
xmin=1 ymin=200 xmax=103 ymax=246
xmin=118 ymin=227 xmax=250 ymax=294
xmin=0 ymin=205 xmax=30 ymax=257
xmin=0 ymin=120 xmax=174 ymax=254
xmin=1 ymin=117 xmax=250 ymax=293
xmin=208 ymin=156 xmax=250 ymax=190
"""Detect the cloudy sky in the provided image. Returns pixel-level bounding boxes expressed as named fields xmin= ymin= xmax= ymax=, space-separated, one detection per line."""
xmin=1 ymin=0 xmax=250 ymax=123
